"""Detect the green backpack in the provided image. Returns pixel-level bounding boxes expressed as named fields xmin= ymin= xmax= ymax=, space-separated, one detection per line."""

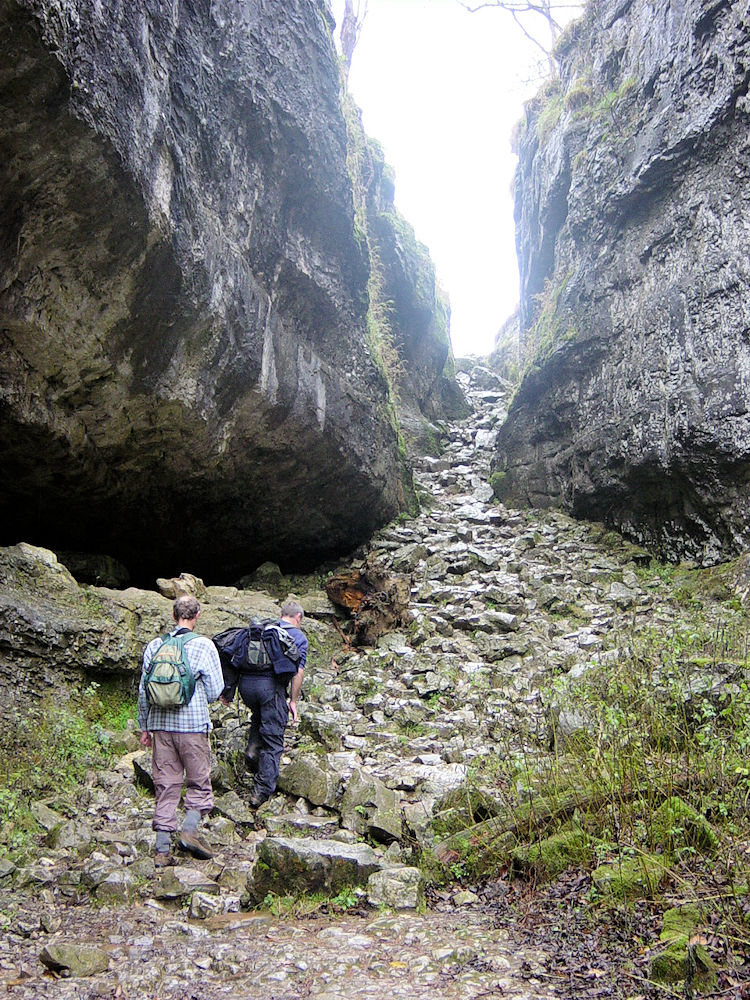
xmin=144 ymin=632 xmax=200 ymax=709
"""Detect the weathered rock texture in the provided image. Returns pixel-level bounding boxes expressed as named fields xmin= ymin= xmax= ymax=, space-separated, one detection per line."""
xmin=0 ymin=0 xmax=457 ymax=583
xmin=494 ymin=0 xmax=750 ymax=564
xmin=0 ymin=540 xmax=326 ymax=700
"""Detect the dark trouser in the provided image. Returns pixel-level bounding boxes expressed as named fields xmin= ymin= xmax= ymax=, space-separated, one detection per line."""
xmin=236 ymin=673 xmax=289 ymax=798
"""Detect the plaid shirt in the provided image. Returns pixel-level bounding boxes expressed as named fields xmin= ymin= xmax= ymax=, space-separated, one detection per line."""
xmin=137 ymin=629 xmax=224 ymax=733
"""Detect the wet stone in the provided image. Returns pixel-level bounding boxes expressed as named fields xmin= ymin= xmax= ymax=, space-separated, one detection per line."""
xmin=154 ymin=866 xmax=220 ymax=900
xmin=277 ymin=754 xmax=342 ymax=808
xmin=96 ymin=870 xmax=138 ymax=903
xmin=263 ymin=813 xmax=341 ymax=837
xmin=367 ymin=866 xmax=424 ymax=909
xmin=248 ymin=837 xmax=384 ymax=901
xmin=39 ymin=942 xmax=110 ymax=977
xmin=213 ymin=790 xmax=257 ymax=827
xmin=0 ymin=858 xmax=16 ymax=878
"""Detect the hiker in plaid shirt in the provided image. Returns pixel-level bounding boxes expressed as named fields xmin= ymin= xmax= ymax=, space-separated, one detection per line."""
xmin=138 ymin=595 xmax=223 ymax=866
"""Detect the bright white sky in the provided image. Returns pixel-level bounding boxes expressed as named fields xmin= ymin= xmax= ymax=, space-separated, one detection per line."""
xmin=330 ymin=0 xmax=565 ymax=357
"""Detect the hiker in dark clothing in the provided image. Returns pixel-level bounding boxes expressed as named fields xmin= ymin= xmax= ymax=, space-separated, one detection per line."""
xmin=220 ymin=599 xmax=307 ymax=807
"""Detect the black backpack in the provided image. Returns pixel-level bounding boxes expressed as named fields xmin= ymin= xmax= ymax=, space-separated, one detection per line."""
xmin=213 ymin=619 xmax=301 ymax=675
xmin=212 ymin=622 xmax=270 ymax=673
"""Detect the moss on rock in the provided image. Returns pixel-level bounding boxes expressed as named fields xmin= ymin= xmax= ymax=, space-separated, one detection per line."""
xmin=650 ymin=903 xmax=717 ymax=988
xmin=591 ymin=854 xmax=669 ymax=900
xmin=651 ymin=796 xmax=718 ymax=857
xmin=511 ymin=828 xmax=592 ymax=880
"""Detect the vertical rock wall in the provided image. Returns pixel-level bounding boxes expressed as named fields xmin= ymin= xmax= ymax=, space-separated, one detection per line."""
xmin=495 ymin=0 xmax=750 ymax=564
xmin=341 ymin=102 xmax=470 ymax=458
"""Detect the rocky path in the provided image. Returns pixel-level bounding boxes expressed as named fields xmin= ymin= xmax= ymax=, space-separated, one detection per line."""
xmin=2 ymin=890 xmax=551 ymax=999
xmin=2 ymin=366 xmax=694 ymax=999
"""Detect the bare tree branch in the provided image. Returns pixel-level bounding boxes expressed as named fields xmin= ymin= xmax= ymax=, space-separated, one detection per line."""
xmin=459 ymin=0 xmax=582 ymax=13
xmin=457 ymin=0 xmax=585 ymax=72
xmin=340 ymin=0 xmax=369 ymax=81
xmin=509 ymin=7 xmax=556 ymax=69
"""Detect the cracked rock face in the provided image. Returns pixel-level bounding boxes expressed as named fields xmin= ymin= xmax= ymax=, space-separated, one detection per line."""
xmin=496 ymin=0 xmax=750 ymax=565
xmin=0 ymin=0 xmax=424 ymax=582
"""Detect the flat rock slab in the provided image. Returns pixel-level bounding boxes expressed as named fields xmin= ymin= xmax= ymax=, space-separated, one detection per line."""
xmin=39 ymin=942 xmax=109 ymax=977
xmin=154 ymin=866 xmax=220 ymax=899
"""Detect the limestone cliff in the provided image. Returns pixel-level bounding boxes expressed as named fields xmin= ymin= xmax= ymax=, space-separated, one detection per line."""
xmin=362 ymin=137 xmax=469 ymax=429
xmin=342 ymin=100 xmax=470 ymax=457
xmin=0 ymin=0 xmax=459 ymax=583
xmin=494 ymin=0 xmax=750 ymax=564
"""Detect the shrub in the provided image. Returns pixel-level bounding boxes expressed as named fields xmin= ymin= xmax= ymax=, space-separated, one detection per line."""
xmin=0 ymin=684 xmax=134 ymax=854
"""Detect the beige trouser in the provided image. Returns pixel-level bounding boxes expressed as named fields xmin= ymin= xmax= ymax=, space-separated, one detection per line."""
xmin=151 ymin=731 xmax=213 ymax=832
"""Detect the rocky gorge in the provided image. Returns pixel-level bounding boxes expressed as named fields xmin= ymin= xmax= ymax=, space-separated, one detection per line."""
xmin=3 ymin=366 xmax=750 ymax=998
xmin=5 ymin=0 xmax=750 ymax=995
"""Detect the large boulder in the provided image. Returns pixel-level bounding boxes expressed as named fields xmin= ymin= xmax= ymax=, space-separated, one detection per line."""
xmin=39 ymin=943 xmax=110 ymax=977
xmin=247 ymin=836 xmax=384 ymax=900
xmin=495 ymin=0 xmax=750 ymax=565
xmin=340 ymin=767 xmax=403 ymax=843
xmin=277 ymin=753 xmax=342 ymax=808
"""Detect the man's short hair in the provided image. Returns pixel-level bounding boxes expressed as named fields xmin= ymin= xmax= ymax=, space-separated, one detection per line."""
xmin=173 ymin=595 xmax=201 ymax=621
xmin=280 ymin=598 xmax=303 ymax=620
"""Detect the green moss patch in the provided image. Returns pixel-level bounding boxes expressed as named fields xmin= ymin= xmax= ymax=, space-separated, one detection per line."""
xmin=511 ymin=828 xmax=592 ymax=881
xmin=651 ymin=796 xmax=718 ymax=857
xmin=591 ymin=854 xmax=669 ymax=900
xmin=650 ymin=903 xmax=717 ymax=987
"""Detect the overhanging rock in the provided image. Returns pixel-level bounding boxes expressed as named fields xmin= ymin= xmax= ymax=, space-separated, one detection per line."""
xmin=0 ymin=0 xmax=447 ymax=582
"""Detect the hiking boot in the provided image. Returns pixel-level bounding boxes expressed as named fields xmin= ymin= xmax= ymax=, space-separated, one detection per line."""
xmin=248 ymin=791 xmax=270 ymax=809
xmin=154 ymin=852 xmax=174 ymax=868
xmin=177 ymin=831 xmax=213 ymax=859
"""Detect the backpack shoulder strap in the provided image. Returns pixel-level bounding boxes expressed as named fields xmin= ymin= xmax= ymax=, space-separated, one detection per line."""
xmin=166 ymin=630 xmax=201 ymax=647
xmin=149 ymin=633 xmax=171 ymax=656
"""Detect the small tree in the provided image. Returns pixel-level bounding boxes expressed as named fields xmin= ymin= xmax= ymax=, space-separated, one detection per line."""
xmin=340 ymin=0 xmax=369 ymax=81
xmin=457 ymin=1 xmax=585 ymax=74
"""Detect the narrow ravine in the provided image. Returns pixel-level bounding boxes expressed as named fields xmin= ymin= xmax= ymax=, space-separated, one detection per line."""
xmin=2 ymin=364 xmax=704 ymax=999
